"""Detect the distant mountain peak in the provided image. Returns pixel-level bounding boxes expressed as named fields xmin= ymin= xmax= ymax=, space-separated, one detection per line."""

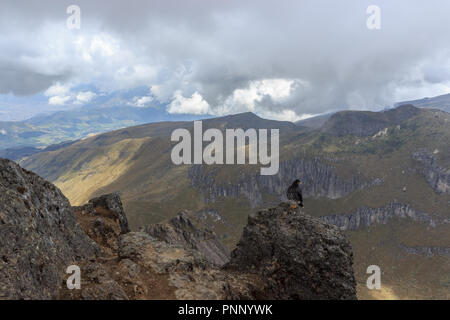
xmin=396 ymin=93 xmax=450 ymax=113
xmin=321 ymin=104 xmax=421 ymax=137
xmin=203 ymin=111 xmax=298 ymax=131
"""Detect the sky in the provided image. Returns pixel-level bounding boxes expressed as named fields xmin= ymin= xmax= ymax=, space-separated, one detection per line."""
xmin=1 ymin=0 xmax=450 ymax=121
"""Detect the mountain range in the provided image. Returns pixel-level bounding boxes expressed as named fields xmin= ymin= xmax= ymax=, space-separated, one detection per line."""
xmin=20 ymin=103 xmax=450 ymax=299
xmin=0 ymin=104 xmax=210 ymax=153
xmin=2 ymin=92 xmax=450 ymax=157
xmin=397 ymin=93 xmax=450 ymax=113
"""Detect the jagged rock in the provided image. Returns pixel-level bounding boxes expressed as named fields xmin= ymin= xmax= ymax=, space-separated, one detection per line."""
xmin=98 ymin=202 xmax=357 ymax=300
xmin=84 ymin=193 xmax=130 ymax=234
xmin=225 ymin=204 xmax=357 ymax=300
xmin=0 ymin=158 xmax=99 ymax=299
xmin=73 ymin=193 xmax=130 ymax=255
xmin=91 ymin=193 xmax=130 ymax=233
xmin=142 ymin=211 xmax=230 ymax=266
xmin=118 ymin=232 xmax=154 ymax=263
xmin=73 ymin=210 xmax=121 ymax=255
xmin=0 ymin=159 xmax=358 ymax=300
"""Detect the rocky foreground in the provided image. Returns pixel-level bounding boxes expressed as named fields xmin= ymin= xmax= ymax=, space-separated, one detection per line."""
xmin=0 ymin=159 xmax=356 ymax=300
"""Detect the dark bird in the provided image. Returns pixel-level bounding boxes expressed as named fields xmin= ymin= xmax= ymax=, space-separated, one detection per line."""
xmin=286 ymin=179 xmax=303 ymax=208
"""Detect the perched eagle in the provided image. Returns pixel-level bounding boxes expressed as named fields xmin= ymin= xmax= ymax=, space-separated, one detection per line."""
xmin=286 ymin=179 xmax=303 ymax=208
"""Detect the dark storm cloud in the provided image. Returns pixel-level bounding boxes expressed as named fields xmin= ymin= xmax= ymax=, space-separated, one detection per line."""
xmin=0 ymin=63 xmax=68 ymax=96
xmin=1 ymin=0 xmax=450 ymax=119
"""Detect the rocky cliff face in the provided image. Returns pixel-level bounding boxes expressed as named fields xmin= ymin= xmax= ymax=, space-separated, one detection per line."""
xmin=320 ymin=202 xmax=444 ymax=231
xmin=0 ymin=159 xmax=99 ymax=299
xmin=225 ymin=204 xmax=357 ymax=300
xmin=72 ymin=194 xmax=130 ymax=256
xmin=413 ymin=151 xmax=450 ymax=194
xmin=189 ymin=158 xmax=381 ymax=207
xmin=0 ymin=160 xmax=357 ymax=300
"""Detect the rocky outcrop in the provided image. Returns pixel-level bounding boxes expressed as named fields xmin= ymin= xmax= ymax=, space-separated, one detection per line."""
xmin=0 ymin=159 xmax=357 ymax=300
xmin=413 ymin=151 xmax=450 ymax=194
xmin=320 ymin=202 xmax=442 ymax=231
xmin=225 ymin=204 xmax=357 ymax=300
xmin=189 ymin=158 xmax=381 ymax=207
xmin=56 ymin=198 xmax=361 ymax=300
xmin=141 ymin=211 xmax=230 ymax=266
xmin=85 ymin=193 xmax=130 ymax=234
xmin=116 ymin=204 xmax=357 ymax=300
xmin=115 ymin=231 xmax=258 ymax=300
xmin=0 ymin=158 xmax=99 ymax=299
xmin=72 ymin=194 xmax=131 ymax=255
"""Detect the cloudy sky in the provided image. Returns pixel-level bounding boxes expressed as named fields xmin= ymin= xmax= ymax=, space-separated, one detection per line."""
xmin=1 ymin=0 xmax=450 ymax=121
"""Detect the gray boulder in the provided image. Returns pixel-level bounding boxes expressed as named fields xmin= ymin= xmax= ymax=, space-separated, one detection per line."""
xmin=225 ymin=203 xmax=357 ymax=300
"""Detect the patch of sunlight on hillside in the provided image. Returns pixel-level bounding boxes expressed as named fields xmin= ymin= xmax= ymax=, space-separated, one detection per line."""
xmin=54 ymin=137 xmax=150 ymax=206
xmin=367 ymin=286 xmax=401 ymax=300
xmin=357 ymin=283 xmax=402 ymax=300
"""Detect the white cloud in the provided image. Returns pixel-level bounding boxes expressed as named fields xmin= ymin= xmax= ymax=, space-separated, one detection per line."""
xmin=75 ymin=91 xmax=96 ymax=104
xmin=167 ymin=91 xmax=210 ymax=114
xmin=258 ymin=109 xmax=315 ymax=122
xmin=44 ymin=83 xmax=71 ymax=97
xmin=129 ymin=95 xmax=153 ymax=107
xmin=48 ymin=95 xmax=71 ymax=106
xmin=45 ymin=83 xmax=74 ymax=106
xmin=45 ymin=85 xmax=96 ymax=106
xmin=89 ymin=35 xmax=118 ymax=57
xmin=214 ymin=78 xmax=296 ymax=115
xmin=3 ymin=1 xmax=450 ymax=120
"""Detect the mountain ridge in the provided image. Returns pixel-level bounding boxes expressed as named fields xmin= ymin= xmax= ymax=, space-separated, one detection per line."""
xmin=19 ymin=105 xmax=450 ymax=299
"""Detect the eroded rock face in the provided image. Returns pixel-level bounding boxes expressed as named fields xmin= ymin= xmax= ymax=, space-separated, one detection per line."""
xmin=188 ymin=159 xmax=381 ymax=207
xmin=0 ymin=159 xmax=99 ymax=299
xmin=73 ymin=195 xmax=130 ymax=255
xmin=413 ymin=151 xmax=450 ymax=194
xmin=142 ymin=211 xmax=230 ymax=267
xmin=225 ymin=204 xmax=357 ymax=300
xmin=88 ymin=193 xmax=130 ymax=234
